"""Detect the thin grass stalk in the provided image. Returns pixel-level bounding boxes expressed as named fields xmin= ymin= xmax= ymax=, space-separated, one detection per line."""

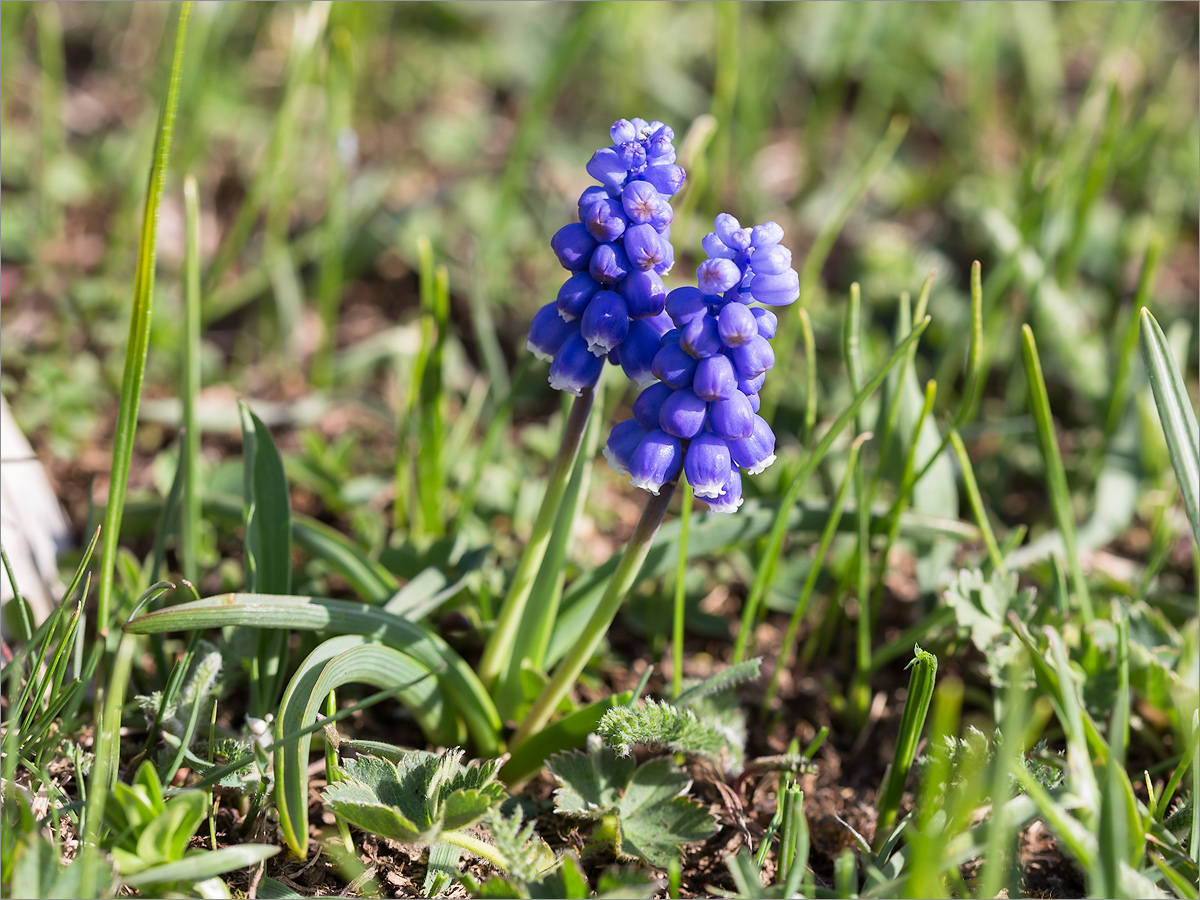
xmin=799 ymin=307 xmax=818 ymax=446
xmin=955 ymin=261 xmax=986 ymax=428
xmin=95 ymin=2 xmax=192 ymax=632
xmin=478 ymin=388 xmax=596 ymax=690
xmin=1104 ymin=236 xmax=1162 ymax=440
xmin=850 ymin=450 xmax=873 ymax=727
xmin=1021 ymin=325 xmax=1094 ymax=623
xmin=180 ymin=175 xmax=202 ymax=584
xmin=671 ymin=480 xmax=694 ymax=699
xmin=875 ymin=645 xmax=937 ymax=846
xmin=980 ymin=649 xmax=1032 ymax=899
xmin=731 ymin=317 xmax=931 ymax=664
xmin=947 ymin=429 xmax=1005 ymax=571
xmin=763 ymin=434 xmax=866 ymax=711
xmin=906 ymin=676 xmax=963 ymax=898
xmin=312 ymin=27 xmax=355 ymax=388
xmin=512 ymin=483 xmax=677 ymax=748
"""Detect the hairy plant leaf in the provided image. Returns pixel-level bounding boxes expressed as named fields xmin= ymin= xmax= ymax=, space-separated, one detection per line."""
xmin=673 ymin=658 xmax=762 ymax=707
xmin=322 ymin=750 xmax=504 ymax=847
xmin=597 ymin=700 xmax=728 ymax=761
xmin=943 ymin=568 xmax=1037 ymax=687
xmin=549 ymin=740 xmax=716 ymax=868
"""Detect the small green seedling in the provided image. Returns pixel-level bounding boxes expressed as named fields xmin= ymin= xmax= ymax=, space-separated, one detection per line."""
xmin=322 ymin=748 xmax=509 ymax=866
xmin=548 ymin=736 xmax=717 ymax=869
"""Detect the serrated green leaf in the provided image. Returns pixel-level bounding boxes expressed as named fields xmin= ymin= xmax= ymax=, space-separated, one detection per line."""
xmin=548 ymin=743 xmax=634 ymax=816
xmin=323 ymin=785 xmax=423 ymax=843
xmin=942 ymin=568 xmax=1036 ymax=687
xmin=617 ymin=758 xmax=716 ymax=868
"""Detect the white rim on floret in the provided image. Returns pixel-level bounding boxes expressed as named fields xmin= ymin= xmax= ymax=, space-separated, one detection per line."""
xmin=526 ymin=340 xmax=554 ymax=363
xmin=744 ymin=453 xmax=776 ymax=476
xmin=547 ymin=373 xmax=584 ymax=396
xmin=629 ymin=474 xmax=665 ymax=495
xmin=691 ymin=482 xmax=726 ymax=500
xmin=706 ymin=494 xmax=744 ymax=514
xmin=602 ymin=446 xmax=629 ymax=476
xmin=587 ymin=338 xmax=618 ymax=357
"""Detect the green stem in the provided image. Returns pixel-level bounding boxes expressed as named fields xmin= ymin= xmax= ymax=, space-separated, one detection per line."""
xmin=875 ymin=645 xmax=937 ymax=846
xmin=441 ymin=829 xmax=509 ymax=872
xmin=479 ymin=388 xmax=596 ymax=690
xmin=512 ymin=482 xmax=676 ymax=748
xmin=671 ymin=483 xmax=694 ymax=699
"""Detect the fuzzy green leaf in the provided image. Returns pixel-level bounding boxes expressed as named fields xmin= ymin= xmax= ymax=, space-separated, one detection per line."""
xmin=617 ymin=758 xmax=716 ymax=868
xmin=596 ymin=701 xmax=729 ymax=761
xmin=943 ymin=568 xmax=1036 ymax=687
xmin=321 ymin=750 xmax=504 ymax=846
xmin=548 ymin=744 xmax=634 ymax=816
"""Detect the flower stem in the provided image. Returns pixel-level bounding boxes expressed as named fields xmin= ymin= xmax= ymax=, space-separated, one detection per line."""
xmin=512 ymin=482 xmax=676 ymax=748
xmin=671 ymin=483 xmax=693 ymax=699
xmin=478 ymin=387 xmax=596 ymax=690
xmin=441 ymin=829 xmax=509 ymax=872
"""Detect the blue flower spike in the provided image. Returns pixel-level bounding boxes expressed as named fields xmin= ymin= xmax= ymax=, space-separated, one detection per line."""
xmin=528 ymin=118 xmax=686 ymax=394
xmin=606 ymin=214 xmax=800 ymax=513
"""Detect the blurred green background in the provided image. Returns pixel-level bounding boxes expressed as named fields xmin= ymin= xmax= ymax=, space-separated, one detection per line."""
xmin=1 ymin=1 xmax=1197 ymax=553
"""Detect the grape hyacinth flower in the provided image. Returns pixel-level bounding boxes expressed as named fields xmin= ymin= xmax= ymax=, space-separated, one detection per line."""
xmin=527 ymin=118 xmax=686 ymax=394
xmin=605 ymin=215 xmax=800 ymax=513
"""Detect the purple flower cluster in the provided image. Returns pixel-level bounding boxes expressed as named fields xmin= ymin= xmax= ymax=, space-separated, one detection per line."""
xmin=604 ymin=215 xmax=800 ymax=513
xmin=527 ymin=118 xmax=687 ymax=395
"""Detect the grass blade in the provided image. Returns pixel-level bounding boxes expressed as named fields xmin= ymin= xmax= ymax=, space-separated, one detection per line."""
xmin=123 ymin=845 xmax=279 ymax=887
xmin=239 ymin=403 xmax=292 ymax=719
xmin=95 ymin=1 xmax=192 ymax=631
xmin=1021 ymin=324 xmax=1094 ymax=623
xmin=180 ymin=175 xmax=202 ymax=584
xmin=874 ymin=645 xmax=937 ymax=846
xmin=1140 ymin=308 xmax=1200 ymax=546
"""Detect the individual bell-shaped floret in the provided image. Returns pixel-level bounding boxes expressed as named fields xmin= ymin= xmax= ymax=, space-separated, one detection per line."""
xmin=580 ymin=290 xmax=629 ymax=357
xmin=551 ymin=223 xmax=597 ymax=272
xmin=586 ymin=147 xmax=628 ymax=193
xmin=527 ymin=302 xmax=578 ymax=362
xmin=717 ymin=302 xmax=758 ymax=347
xmin=680 ymin=314 xmax=723 ymax=359
xmin=578 ymin=185 xmax=609 ymax=222
xmin=665 ymin=286 xmax=708 ymax=327
xmin=604 ymin=419 xmax=648 ymax=476
xmin=704 ymin=467 xmax=744 ymax=514
xmin=589 ymin=241 xmax=631 ymax=285
xmin=610 ymin=118 xmax=637 ymax=144
xmin=651 ymin=342 xmax=699 ymax=390
xmin=659 ymin=388 xmax=707 ymax=439
xmin=623 ymin=224 xmax=667 ymax=271
xmin=685 ymin=433 xmax=733 ymax=500
xmin=729 ymin=415 xmax=777 ymax=474
xmin=697 ymin=258 xmax=742 ymax=296
xmin=620 ymin=269 xmax=667 ymax=319
xmin=548 ymin=333 xmax=604 ymax=395
xmin=750 ymin=306 xmax=778 ymax=339
xmin=729 ymin=336 xmax=775 ymax=380
xmin=642 ymin=163 xmax=685 ymax=197
xmin=584 ymin=198 xmax=628 ymax=244
xmin=709 ymin=390 xmax=755 ymax=440
xmin=619 ymin=316 xmax=670 ymax=388
xmin=748 ymin=268 xmax=800 ymax=306
xmin=556 ymin=272 xmax=601 ymax=322
xmin=633 ymin=382 xmax=674 ymax=430
xmin=714 ymin=213 xmax=752 ymax=252
xmin=628 ymin=430 xmax=682 ymax=495
xmin=693 ymin=354 xmax=738 ymax=401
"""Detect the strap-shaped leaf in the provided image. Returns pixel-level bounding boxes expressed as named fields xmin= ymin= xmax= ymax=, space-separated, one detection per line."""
xmin=124 ymin=593 xmax=501 ymax=757
xmin=1140 ymin=308 xmax=1200 ymax=545
xmin=275 ymin=638 xmax=454 ymax=858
